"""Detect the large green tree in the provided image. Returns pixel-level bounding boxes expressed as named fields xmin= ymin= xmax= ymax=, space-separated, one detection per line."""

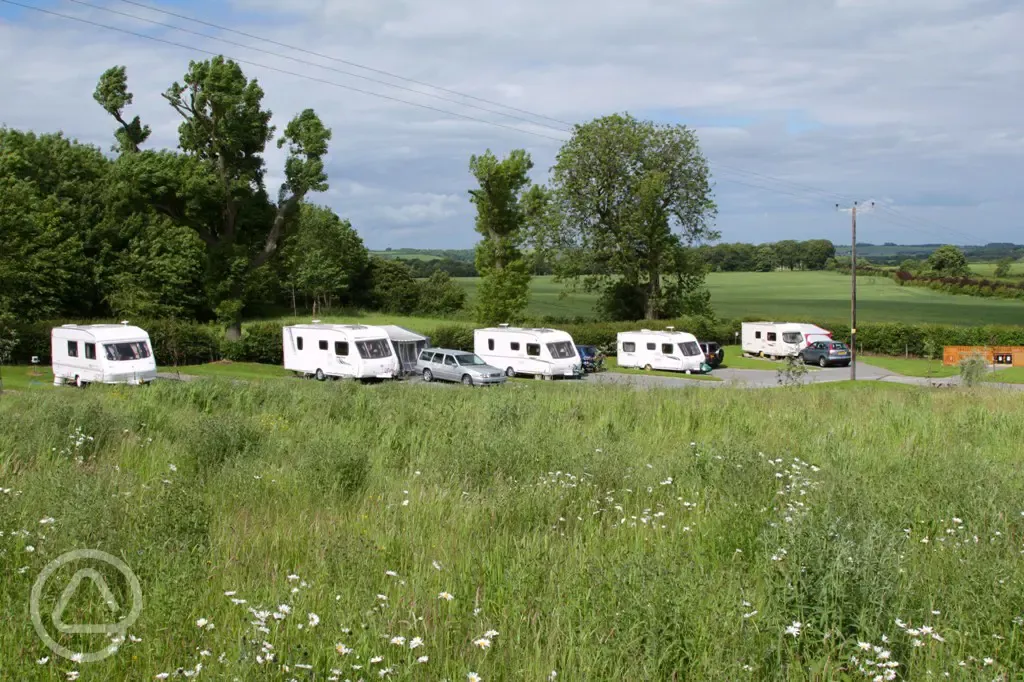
xmin=97 ymin=59 xmax=332 ymax=336
xmin=283 ymin=204 xmax=370 ymax=313
xmin=468 ymin=149 xmax=536 ymax=325
xmin=545 ymin=114 xmax=718 ymax=320
xmin=926 ymin=245 xmax=969 ymax=277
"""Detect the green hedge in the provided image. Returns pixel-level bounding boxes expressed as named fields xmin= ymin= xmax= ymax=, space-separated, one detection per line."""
xmin=7 ymin=316 xmax=1024 ymax=367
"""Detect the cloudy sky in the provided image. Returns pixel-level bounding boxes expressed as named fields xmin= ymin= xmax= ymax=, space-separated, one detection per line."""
xmin=1 ymin=0 xmax=1021 ymax=249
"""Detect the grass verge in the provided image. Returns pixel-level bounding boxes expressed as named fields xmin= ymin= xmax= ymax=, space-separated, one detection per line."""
xmin=860 ymin=355 xmax=959 ymax=378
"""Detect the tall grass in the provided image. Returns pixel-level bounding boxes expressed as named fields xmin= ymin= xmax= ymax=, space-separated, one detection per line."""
xmin=1 ymin=382 xmax=1023 ymax=679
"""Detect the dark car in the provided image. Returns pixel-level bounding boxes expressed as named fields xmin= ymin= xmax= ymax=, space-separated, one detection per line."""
xmin=576 ymin=345 xmax=604 ymax=373
xmin=799 ymin=340 xmax=852 ymax=367
xmin=699 ymin=341 xmax=724 ymax=368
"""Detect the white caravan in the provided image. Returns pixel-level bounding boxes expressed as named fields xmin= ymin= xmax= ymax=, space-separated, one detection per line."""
xmin=616 ymin=328 xmax=707 ymax=374
xmin=282 ymin=323 xmax=401 ymax=380
xmin=741 ymin=322 xmax=832 ymax=358
xmin=474 ymin=325 xmax=582 ymax=380
xmin=51 ymin=323 xmax=157 ymax=387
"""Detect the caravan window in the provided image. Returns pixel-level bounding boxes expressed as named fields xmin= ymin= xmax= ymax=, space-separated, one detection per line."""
xmin=661 ymin=343 xmax=673 ymax=354
xmin=356 ymin=339 xmax=393 ymax=359
xmin=510 ymin=342 xmax=520 ymax=351
xmin=85 ymin=343 xmax=96 ymax=360
xmin=297 ymin=336 xmax=304 ymax=350
xmin=319 ymin=340 xmax=329 ymax=351
xmin=104 ymin=341 xmax=151 ymax=362
xmin=782 ymin=332 xmax=802 ymax=344
xmin=767 ymin=332 xmax=777 ymax=342
xmin=335 ymin=341 xmax=349 ymax=356
xmin=547 ymin=342 xmax=576 ymax=359
xmin=755 ymin=331 xmax=762 ymax=339
xmin=679 ymin=342 xmax=701 ymax=357
xmin=526 ymin=343 xmax=540 ymax=357
xmin=622 ymin=342 xmax=636 ymax=352
xmin=646 ymin=343 xmax=656 ymax=350
xmin=67 ymin=341 xmax=79 ymax=357
xmin=488 ymin=339 xmax=495 ymax=351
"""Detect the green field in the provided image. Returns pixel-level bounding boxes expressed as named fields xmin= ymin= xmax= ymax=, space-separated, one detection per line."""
xmin=453 ymin=272 xmax=1024 ymax=325
xmin=2 ymin=381 xmax=1024 ymax=678
xmin=969 ymin=262 xmax=1024 ymax=278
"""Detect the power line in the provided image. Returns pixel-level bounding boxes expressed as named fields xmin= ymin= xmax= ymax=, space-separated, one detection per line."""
xmin=61 ymin=0 xmax=576 ymax=135
xmin=2 ymin=0 xmax=569 ymax=143
xmin=110 ymin=0 xmax=576 ymax=129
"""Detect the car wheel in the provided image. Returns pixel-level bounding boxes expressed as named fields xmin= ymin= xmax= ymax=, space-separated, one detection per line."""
xmin=422 ymin=369 xmax=433 ymax=382
xmin=462 ymin=374 xmax=473 ymax=386
xmin=819 ymin=356 xmax=827 ymax=368
xmin=315 ymin=368 xmax=326 ymax=381
xmin=505 ymin=366 xmax=516 ymax=377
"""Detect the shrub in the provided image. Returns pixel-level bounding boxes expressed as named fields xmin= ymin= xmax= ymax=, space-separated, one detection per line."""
xmin=959 ymin=353 xmax=988 ymax=387
xmin=427 ymin=324 xmax=474 ymax=351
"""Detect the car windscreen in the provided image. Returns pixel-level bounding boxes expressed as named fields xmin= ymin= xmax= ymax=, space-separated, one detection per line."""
xmin=678 ymin=341 xmax=701 ymax=357
xmin=547 ymin=341 xmax=576 ymax=359
xmin=782 ymin=332 xmax=803 ymax=344
xmin=577 ymin=346 xmax=596 ymax=357
xmin=455 ymin=354 xmax=486 ymax=366
xmin=104 ymin=341 xmax=151 ymax=362
xmin=356 ymin=339 xmax=393 ymax=359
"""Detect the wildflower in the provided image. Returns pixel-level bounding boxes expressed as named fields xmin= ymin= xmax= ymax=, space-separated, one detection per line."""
xmin=224 ymin=590 xmax=236 ymax=596
xmin=473 ymin=637 xmax=491 ymax=649
xmin=66 ymin=673 xmax=80 ymax=681
xmin=549 ymin=672 xmax=558 ymax=680
xmin=438 ymin=591 xmax=454 ymax=601
xmin=410 ymin=637 xmax=424 ymax=649
xmin=37 ymin=657 xmax=49 ymax=665
xmin=155 ymin=675 xmax=170 ymax=680
xmin=785 ymin=621 xmax=802 ymax=637
xmin=377 ymin=594 xmax=388 ymax=601
xmin=743 ymin=611 xmax=758 ymax=619
xmin=983 ymin=658 xmax=994 ymax=666
xmin=168 ymin=464 xmax=177 ymax=472
xmin=25 ymin=545 xmax=35 ymax=553
xmin=370 ymin=656 xmax=383 ymax=664
xmin=287 ymin=574 xmax=300 ymax=581
xmin=308 ymin=613 xmax=320 ymax=628
xmin=385 ymin=570 xmax=398 ymax=577
xmin=390 ymin=636 xmax=406 ymax=646
xmin=39 ymin=517 xmax=55 ymax=525
xmin=432 ymin=560 xmax=443 ymax=571
xmin=277 ymin=604 xmax=291 ymax=614
xmin=483 ymin=629 xmax=499 ymax=638
xmin=196 ymin=618 xmax=209 ymax=629
xmin=467 ymin=674 xmax=482 ymax=682
xmin=402 ymin=499 xmax=410 ymax=506
xmin=199 ymin=650 xmax=211 ymax=657
xmin=336 ymin=643 xmax=352 ymax=655
xmin=858 ymin=641 xmax=872 ymax=651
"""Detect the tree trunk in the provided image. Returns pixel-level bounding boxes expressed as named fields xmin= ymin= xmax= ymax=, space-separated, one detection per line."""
xmin=291 ymin=284 xmax=297 ymax=316
xmin=225 ymin=322 xmax=242 ymax=341
xmin=645 ymin=275 xmax=661 ymax=320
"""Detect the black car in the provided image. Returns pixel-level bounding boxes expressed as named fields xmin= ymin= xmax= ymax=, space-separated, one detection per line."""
xmin=576 ymin=345 xmax=604 ymax=373
xmin=699 ymin=341 xmax=724 ymax=368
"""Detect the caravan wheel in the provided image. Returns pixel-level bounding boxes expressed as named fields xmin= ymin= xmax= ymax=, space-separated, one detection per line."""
xmin=644 ymin=364 xmax=653 ymax=372
xmin=75 ymin=375 xmax=83 ymax=388
xmin=315 ymin=368 xmax=326 ymax=381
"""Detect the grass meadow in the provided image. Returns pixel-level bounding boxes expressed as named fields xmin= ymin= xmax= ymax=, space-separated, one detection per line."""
xmin=450 ymin=273 xmax=1024 ymax=326
xmin=2 ymin=381 xmax=1024 ymax=679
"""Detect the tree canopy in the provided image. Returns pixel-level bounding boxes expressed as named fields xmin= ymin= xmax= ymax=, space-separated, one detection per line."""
xmin=544 ymin=113 xmax=718 ymax=320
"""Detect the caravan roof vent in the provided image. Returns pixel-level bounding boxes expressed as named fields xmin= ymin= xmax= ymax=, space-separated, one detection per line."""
xmin=498 ymin=323 xmax=510 ymax=328
xmin=311 ymin=319 xmax=322 ymax=324
xmin=641 ymin=328 xmax=651 ymax=332
xmin=665 ymin=326 xmax=675 ymax=331
xmin=120 ymin=320 xmax=130 ymax=325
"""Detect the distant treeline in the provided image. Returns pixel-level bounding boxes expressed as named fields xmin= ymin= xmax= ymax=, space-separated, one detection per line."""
xmin=834 ymin=242 xmax=1024 ymax=265
xmin=697 ymin=240 xmax=837 ymax=272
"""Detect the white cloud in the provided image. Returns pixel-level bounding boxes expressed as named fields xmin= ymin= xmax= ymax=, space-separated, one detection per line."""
xmin=0 ymin=0 xmax=1021 ymax=248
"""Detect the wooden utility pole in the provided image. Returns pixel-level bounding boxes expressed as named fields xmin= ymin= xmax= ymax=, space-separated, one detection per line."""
xmin=851 ymin=202 xmax=857 ymax=381
xmin=837 ymin=201 xmax=874 ymax=381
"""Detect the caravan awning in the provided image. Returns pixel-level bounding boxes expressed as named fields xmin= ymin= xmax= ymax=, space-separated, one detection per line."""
xmin=380 ymin=325 xmax=428 ymax=343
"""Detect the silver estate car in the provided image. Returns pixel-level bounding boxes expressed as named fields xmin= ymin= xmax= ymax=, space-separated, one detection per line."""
xmin=417 ymin=348 xmax=507 ymax=386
